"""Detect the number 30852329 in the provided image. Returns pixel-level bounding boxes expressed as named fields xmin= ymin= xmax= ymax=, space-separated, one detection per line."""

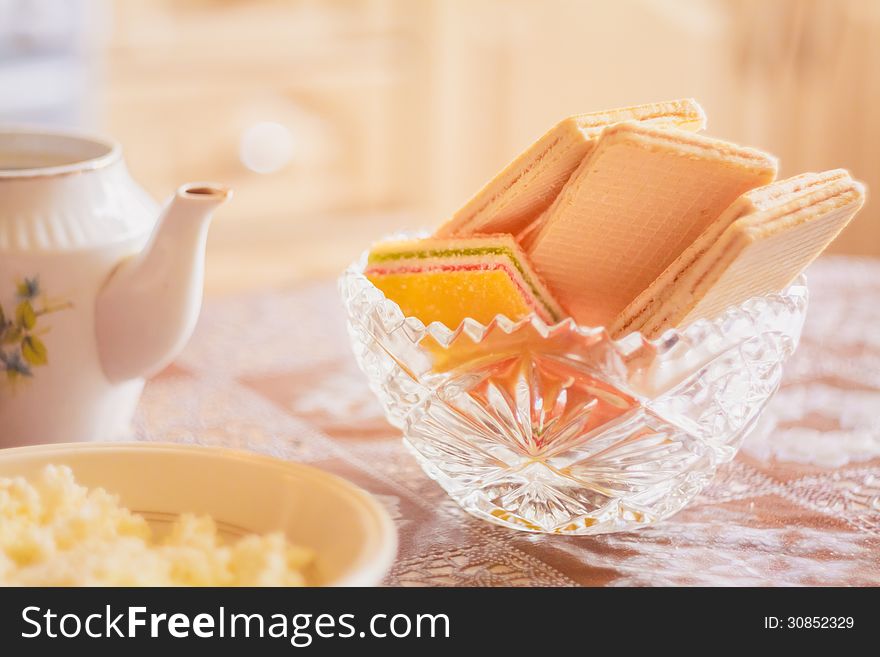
xmin=764 ymin=617 xmax=854 ymax=629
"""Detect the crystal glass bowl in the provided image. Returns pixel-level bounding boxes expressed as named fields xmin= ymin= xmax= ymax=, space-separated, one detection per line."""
xmin=340 ymin=246 xmax=808 ymax=535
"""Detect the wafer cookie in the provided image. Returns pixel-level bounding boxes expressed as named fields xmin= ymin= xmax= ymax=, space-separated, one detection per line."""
xmin=526 ymin=122 xmax=778 ymax=327
xmin=611 ymin=169 xmax=850 ymax=337
xmin=434 ymin=99 xmax=706 ymax=239
xmin=635 ymin=176 xmax=865 ymax=338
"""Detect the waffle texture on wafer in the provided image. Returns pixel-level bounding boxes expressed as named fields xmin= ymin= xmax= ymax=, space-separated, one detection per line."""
xmin=434 ymin=99 xmax=706 ymax=239
xmin=365 ymin=235 xmax=564 ymax=327
xmin=612 ymin=169 xmax=851 ymax=337
xmin=526 ymin=122 xmax=778 ymax=327
xmin=627 ymin=174 xmax=865 ymax=338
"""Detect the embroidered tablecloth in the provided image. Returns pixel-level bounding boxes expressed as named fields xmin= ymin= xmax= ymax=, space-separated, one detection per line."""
xmin=134 ymin=256 xmax=880 ymax=586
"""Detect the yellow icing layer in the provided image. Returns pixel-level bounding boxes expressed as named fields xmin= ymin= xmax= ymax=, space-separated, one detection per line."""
xmin=367 ymin=269 xmax=532 ymax=327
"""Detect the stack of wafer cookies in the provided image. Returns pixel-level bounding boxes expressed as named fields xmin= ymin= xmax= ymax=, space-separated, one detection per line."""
xmin=613 ymin=171 xmax=865 ymax=338
xmin=436 ymin=99 xmax=706 ymax=239
xmin=363 ymin=99 xmax=865 ymax=335
xmin=524 ymin=122 xmax=778 ymax=327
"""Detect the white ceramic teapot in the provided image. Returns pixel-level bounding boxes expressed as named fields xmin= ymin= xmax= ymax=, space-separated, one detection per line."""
xmin=0 ymin=127 xmax=231 ymax=446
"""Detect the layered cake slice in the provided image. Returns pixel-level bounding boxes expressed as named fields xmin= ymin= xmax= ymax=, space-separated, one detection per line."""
xmin=365 ymin=235 xmax=565 ymax=328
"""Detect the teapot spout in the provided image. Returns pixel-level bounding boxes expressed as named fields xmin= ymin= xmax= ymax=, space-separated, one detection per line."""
xmin=95 ymin=183 xmax=231 ymax=382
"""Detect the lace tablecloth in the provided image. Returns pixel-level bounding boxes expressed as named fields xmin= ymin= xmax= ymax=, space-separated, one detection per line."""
xmin=134 ymin=256 xmax=880 ymax=586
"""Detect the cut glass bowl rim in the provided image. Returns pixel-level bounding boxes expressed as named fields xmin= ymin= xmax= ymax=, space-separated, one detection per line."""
xmin=341 ymin=236 xmax=809 ymax=360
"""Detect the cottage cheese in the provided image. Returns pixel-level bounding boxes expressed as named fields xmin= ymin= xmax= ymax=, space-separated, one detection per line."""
xmin=0 ymin=465 xmax=313 ymax=586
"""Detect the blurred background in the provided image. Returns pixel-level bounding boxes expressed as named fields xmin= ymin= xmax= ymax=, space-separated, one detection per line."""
xmin=1 ymin=0 xmax=878 ymax=296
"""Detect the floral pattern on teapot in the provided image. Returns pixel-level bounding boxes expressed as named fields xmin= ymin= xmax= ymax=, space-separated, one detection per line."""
xmin=0 ymin=277 xmax=72 ymax=386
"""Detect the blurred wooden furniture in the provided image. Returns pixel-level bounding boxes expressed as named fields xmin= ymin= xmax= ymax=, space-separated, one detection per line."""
xmin=104 ymin=0 xmax=879 ymax=296
xmin=106 ymin=0 xmax=430 ymax=294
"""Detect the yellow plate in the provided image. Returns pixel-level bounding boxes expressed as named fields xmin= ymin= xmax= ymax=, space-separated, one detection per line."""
xmin=0 ymin=442 xmax=397 ymax=586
